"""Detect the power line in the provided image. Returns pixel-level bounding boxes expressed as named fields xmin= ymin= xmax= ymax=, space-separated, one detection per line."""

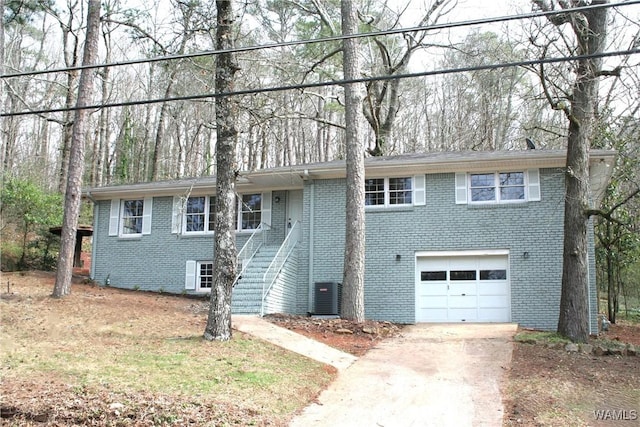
xmin=1 ymin=0 xmax=636 ymax=79
xmin=3 ymin=48 xmax=637 ymax=118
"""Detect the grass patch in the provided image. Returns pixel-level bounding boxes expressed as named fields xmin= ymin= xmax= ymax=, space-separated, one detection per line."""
xmin=617 ymin=308 xmax=640 ymax=323
xmin=514 ymin=330 xmax=571 ymax=344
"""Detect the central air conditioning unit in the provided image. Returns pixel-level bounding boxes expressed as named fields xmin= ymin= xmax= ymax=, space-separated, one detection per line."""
xmin=314 ymin=282 xmax=341 ymax=316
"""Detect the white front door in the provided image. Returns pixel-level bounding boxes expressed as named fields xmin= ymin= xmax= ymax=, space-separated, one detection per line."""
xmin=415 ymin=254 xmax=511 ymax=322
xmin=286 ymin=190 xmax=303 ymax=230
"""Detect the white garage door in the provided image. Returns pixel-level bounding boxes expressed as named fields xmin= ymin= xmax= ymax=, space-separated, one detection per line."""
xmin=416 ymin=254 xmax=510 ymax=322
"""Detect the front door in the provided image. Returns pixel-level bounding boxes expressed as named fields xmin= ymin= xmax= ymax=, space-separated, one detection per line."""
xmin=286 ymin=190 xmax=303 ymax=231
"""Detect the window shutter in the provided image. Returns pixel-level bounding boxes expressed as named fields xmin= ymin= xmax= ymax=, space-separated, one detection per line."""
xmin=185 ymin=260 xmax=196 ymax=290
xmin=109 ymin=199 xmax=120 ymax=236
xmin=527 ymin=169 xmax=541 ymax=201
xmin=455 ymin=173 xmax=468 ymax=204
xmin=142 ymin=197 xmax=153 ymax=235
xmin=413 ymin=175 xmax=426 ymax=206
xmin=262 ymin=191 xmax=272 ymax=228
xmin=171 ymin=196 xmax=182 ymax=234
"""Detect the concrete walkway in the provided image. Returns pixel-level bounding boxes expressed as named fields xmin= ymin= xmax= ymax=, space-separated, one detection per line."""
xmin=232 ymin=317 xmax=517 ymax=427
xmin=232 ymin=315 xmax=357 ymax=371
xmin=289 ymin=323 xmax=517 ymax=427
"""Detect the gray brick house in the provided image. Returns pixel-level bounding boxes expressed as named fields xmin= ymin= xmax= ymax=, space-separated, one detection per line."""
xmin=87 ymin=149 xmax=615 ymax=332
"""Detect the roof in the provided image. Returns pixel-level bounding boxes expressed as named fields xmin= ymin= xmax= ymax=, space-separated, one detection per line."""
xmin=85 ymin=149 xmax=616 ymax=202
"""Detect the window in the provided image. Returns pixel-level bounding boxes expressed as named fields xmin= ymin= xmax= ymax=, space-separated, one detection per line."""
xmin=365 ymin=177 xmax=413 ymax=207
xmin=184 ymin=196 xmax=216 ymax=233
xmin=389 ymin=177 xmax=413 ymax=205
xmin=480 ymin=269 xmax=507 ymax=280
xmin=365 ymin=178 xmax=385 ymax=206
xmin=450 ymin=270 xmax=477 ymax=281
xmin=122 ymin=199 xmax=144 ymax=234
xmin=239 ymin=193 xmax=262 ymax=230
xmin=173 ymin=191 xmax=271 ymax=234
xmin=499 ymin=172 xmax=525 ymax=201
xmin=198 ymin=262 xmax=214 ymax=291
xmin=421 ymin=271 xmax=447 ymax=281
xmin=469 ymin=172 xmax=525 ymax=203
xmin=470 ymin=174 xmax=495 ymax=202
xmin=109 ymin=197 xmax=152 ymax=237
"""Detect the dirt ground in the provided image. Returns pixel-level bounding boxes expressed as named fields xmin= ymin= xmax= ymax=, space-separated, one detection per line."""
xmin=264 ymin=313 xmax=403 ymax=356
xmin=267 ymin=315 xmax=640 ymax=427
xmin=2 ymin=271 xmax=639 ymax=426
xmin=503 ymin=322 xmax=640 ymax=426
xmin=0 ymin=271 xmax=333 ymax=426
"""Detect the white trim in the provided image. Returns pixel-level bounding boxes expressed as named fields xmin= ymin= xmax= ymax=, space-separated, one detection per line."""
xmin=185 ymin=260 xmax=196 ymax=290
xmin=415 ymin=249 xmax=510 ymax=258
xmin=182 ymin=195 xmax=216 ymax=235
xmin=365 ymin=176 xmax=414 ymax=208
xmin=171 ymin=196 xmax=183 ymax=234
xmin=527 ymin=169 xmax=541 ymax=201
xmin=142 ymin=197 xmax=152 ymax=235
xmin=119 ymin=198 xmax=145 ymax=237
xmin=108 ymin=199 xmax=120 ymax=236
xmin=413 ymin=175 xmax=426 ymax=206
xmin=262 ymin=191 xmax=272 ymax=227
xmin=195 ymin=260 xmax=214 ymax=293
xmin=455 ymin=173 xmax=467 ymax=204
xmin=467 ymin=171 xmax=528 ymax=204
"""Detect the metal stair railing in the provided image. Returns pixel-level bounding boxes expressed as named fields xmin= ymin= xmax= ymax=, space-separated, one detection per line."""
xmin=233 ymin=223 xmax=265 ymax=287
xmin=261 ymin=221 xmax=300 ymax=316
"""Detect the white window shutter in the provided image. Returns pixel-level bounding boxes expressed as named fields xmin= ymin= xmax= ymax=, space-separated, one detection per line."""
xmin=413 ymin=175 xmax=426 ymax=206
xmin=142 ymin=197 xmax=153 ymax=235
xmin=109 ymin=199 xmax=120 ymax=236
xmin=528 ymin=169 xmax=541 ymax=201
xmin=262 ymin=191 xmax=272 ymax=228
xmin=185 ymin=260 xmax=196 ymax=290
xmin=171 ymin=196 xmax=182 ymax=234
xmin=455 ymin=173 xmax=468 ymax=204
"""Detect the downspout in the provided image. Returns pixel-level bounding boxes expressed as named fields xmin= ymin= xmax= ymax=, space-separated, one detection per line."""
xmin=307 ymin=179 xmax=315 ymax=313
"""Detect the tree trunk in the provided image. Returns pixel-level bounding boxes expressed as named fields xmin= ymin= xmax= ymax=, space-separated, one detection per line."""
xmin=150 ymin=87 xmax=172 ymax=181
xmin=340 ymin=0 xmax=365 ymax=322
xmin=57 ymin=5 xmax=81 ymax=194
xmin=52 ymin=0 xmax=100 ymax=297
xmin=557 ymin=1 xmax=608 ymax=342
xmin=204 ymin=0 xmax=238 ymax=341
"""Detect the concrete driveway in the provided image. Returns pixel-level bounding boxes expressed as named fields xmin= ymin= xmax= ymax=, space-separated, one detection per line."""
xmin=289 ymin=323 xmax=517 ymax=427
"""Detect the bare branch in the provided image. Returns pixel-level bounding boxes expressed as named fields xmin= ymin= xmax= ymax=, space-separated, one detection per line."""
xmin=596 ymin=65 xmax=622 ymax=77
xmin=586 ymin=188 xmax=640 ymax=226
xmin=301 ymin=48 xmax=342 ymax=84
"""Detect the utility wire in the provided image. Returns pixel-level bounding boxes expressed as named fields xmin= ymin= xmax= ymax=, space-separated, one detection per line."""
xmin=2 ymin=48 xmax=637 ymax=118
xmin=1 ymin=0 xmax=637 ymax=79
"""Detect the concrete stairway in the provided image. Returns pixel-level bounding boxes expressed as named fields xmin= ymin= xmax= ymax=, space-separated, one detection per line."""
xmin=232 ymin=245 xmax=280 ymax=314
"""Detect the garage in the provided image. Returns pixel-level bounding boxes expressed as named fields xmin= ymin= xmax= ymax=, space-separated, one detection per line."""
xmin=415 ymin=251 xmax=511 ymax=322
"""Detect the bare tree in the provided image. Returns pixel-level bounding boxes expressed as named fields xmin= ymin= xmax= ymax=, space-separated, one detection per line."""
xmin=53 ymin=0 xmax=101 ymax=297
xmin=204 ymin=0 xmax=238 ymax=341
xmin=340 ymin=0 xmax=365 ymax=322
xmin=42 ymin=0 xmax=83 ymax=194
xmin=360 ymin=0 xmax=453 ymax=156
